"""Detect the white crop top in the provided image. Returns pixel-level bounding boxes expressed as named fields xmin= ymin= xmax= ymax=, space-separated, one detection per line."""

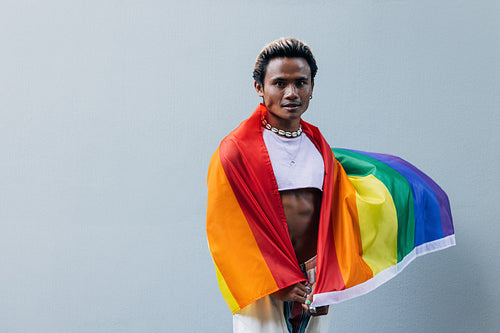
xmin=263 ymin=129 xmax=325 ymax=191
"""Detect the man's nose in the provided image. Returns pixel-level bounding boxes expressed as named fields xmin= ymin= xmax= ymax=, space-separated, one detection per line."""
xmin=284 ymin=84 xmax=298 ymax=98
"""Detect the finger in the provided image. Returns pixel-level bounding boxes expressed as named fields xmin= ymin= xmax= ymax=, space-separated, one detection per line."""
xmin=296 ymin=282 xmax=307 ymax=293
xmin=302 ymin=304 xmax=320 ymax=316
xmin=301 ymin=293 xmax=314 ymax=314
xmin=294 ymin=291 xmax=306 ymax=303
xmin=308 ymin=281 xmax=316 ymax=293
xmin=305 ymin=285 xmax=312 ymax=295
xmin=293 ymin=284 xmax=307 ymax=299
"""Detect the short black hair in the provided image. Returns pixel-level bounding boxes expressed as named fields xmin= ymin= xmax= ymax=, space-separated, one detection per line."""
xmin=253 ymin=37 xmax=318 ymax=86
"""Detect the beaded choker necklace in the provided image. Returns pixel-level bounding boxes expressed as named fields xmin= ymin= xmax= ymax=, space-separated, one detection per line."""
xmin=261 ymin=117 xmax=302 ymax=138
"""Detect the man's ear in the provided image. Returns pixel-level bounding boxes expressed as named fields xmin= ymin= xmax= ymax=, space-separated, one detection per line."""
xmin=254 ymin=81 xmax=264 ymax=97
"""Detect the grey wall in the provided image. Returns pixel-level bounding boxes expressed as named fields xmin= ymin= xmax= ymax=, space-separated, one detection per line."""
xmin=1 ymin=0 xmax=498 ymax=332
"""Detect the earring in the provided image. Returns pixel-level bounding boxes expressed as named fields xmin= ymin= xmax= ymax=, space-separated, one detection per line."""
xmin=309 ymin=95 xmax=313 ymax=100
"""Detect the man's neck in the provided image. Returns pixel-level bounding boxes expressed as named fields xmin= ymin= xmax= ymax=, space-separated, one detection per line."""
xmin=267 ymin=117 xmax=301 ymax=133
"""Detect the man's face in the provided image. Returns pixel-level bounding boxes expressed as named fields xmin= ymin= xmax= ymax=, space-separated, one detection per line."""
xmin=255 ymin=57 xmax=314 ymax=129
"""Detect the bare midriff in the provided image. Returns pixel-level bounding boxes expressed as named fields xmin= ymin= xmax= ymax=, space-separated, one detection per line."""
xmin=280 ymin=187 xmax=322 ymax=264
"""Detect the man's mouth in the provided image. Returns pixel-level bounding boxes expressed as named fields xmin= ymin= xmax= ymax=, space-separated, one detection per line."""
xmin=281 ymin=103 xmax=301 ymax=110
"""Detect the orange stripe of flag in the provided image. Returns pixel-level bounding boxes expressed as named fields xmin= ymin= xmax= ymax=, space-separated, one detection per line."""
xmin=332 ymin=160 xmax=374 ymax=288
xmin=207 ymin=149 xmax=278 ymax=312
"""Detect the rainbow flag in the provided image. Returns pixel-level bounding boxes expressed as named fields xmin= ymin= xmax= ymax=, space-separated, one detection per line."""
xmin=207 ymin=104 xmax=455 ymax=313
xmin=313 ymin=148 xmax=455 ymax=306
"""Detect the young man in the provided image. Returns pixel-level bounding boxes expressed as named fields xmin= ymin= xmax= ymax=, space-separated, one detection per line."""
xmin=207 ymin=38 xmax=455 ymax=333
xmin=209 ymin=38 xmax=333 ymax=332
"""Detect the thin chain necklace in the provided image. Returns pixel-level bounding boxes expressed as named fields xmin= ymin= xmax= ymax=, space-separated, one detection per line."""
xmin=284 ymin=134 xmax=303 ymax=166
xmin=261 ymin=117 xmax=302 ymax=138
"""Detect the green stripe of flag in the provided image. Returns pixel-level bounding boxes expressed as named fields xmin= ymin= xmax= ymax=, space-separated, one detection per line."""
xmin=333 ymin=148 xmax=415 ymax=262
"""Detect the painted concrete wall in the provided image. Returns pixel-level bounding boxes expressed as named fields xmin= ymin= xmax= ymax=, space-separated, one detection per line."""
xmin=1 ymin=0 xmax=498 ymax=332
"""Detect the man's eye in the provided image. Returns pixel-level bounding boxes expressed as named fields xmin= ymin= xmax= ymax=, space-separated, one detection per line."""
xmin=275 ymin=82 xmax=285 ymax=87
xmin=297 ymin=81 xmax=306 ymax=87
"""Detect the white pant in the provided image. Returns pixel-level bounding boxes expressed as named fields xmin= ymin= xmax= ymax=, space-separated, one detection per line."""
xmin=233 ymin=295 xmax=331 ymax=333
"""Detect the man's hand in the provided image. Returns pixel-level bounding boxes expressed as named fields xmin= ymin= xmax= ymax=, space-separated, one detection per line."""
xmin=270 ymin=282 xmax=310 ymax=303
xmin=271 ymin=282 xmax=329 ymax=317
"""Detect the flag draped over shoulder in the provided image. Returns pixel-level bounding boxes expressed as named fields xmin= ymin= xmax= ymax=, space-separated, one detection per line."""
xmin=207 ymin=104 xmax=455 ymax=314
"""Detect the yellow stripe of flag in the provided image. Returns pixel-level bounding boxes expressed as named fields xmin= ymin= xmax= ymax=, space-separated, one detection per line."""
xmin=349 ymin=175 xmax=398 ymax=275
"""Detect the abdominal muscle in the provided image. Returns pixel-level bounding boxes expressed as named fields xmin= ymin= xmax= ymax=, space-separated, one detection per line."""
xmin=280 ymin=187 xmax=322 ymax=264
